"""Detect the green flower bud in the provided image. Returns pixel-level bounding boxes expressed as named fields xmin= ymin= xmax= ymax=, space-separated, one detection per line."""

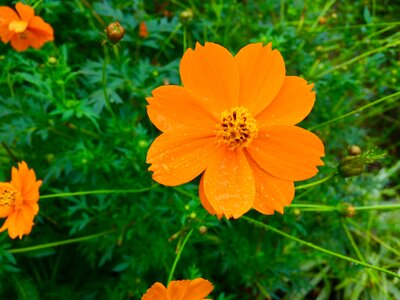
xmin=338 ymin=156 xmax=364 ymax=177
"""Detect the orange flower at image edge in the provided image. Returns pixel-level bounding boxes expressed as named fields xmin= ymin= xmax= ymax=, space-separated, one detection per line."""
xmin=147 ymin=42 xmax=325 ymax=219
xmin=0 ymin=2 xmax=54 ymax=51
xmin=0 ymin=161 xmax=42 ymax=239
xmin=142 ymin=278 xmax=213 ymax=300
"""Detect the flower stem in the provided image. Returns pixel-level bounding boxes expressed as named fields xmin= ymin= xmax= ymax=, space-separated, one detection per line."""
xmin=9 ymin=230 xmax=115 ymax=254
xmin=167 ymin=228 xmax=194 ymax=285
xmin=309 ymin=91 xmax=400 ymax=131
xmin=242 ymin=216 xmax=400 ymax=279
xmin=40 ymin=185 xmax=157 ymax=199
xmin=295 ymin=173 xmax=336 ymax=190
xmin=102 ymin=44 xmax=116 ymax=119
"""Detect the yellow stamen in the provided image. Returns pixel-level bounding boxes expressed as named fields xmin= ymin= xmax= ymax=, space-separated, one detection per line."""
xmin=216 ymin=106 xmax=258 ymax=150
xmin=9 ymin=20 xmax=28 ymax=33
xmin=0 ymin=186 xmax=16 ymax=207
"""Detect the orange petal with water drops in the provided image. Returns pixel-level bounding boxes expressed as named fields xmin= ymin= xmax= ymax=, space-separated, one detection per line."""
xmin=147 ymin=85 xmax=217 ymax=132
xmin=15 ymin=2 xmax=34 ymax=22
xmin=256 ymin=76 xmax=316 ymax=127
xmin=180 ymin=42 xmax=240 ymax=112
xmin=142 ymin=282 xmax=168 ymax=300
xmin=199 ymin=174 xmax=223 ymax=219
xmin=147 ymin=129 xmax=217 ymax=186
xmin=246 ymin=155 xmax=294 ymax=214
xmin=235 ymin=43 xmax=285 ymax=116
xmin=247 ymin=126 xmax=324 ymax=181
xmin=184 ymin=278 xmax=214 ymax=300
xmin=203 ymin=147 xmax=255 ymax=219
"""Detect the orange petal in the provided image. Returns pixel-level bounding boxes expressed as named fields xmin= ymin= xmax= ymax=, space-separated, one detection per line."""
xmin=199 ymin=174 xmax=223 ymax=218
xmin=15 ymin=2 xmax=34 ymax=22
xmin=167 ymin=280 xmax=191 ymax=300
xmin=180 ymin=42 xmax=240 ymax=112
xmin=142 ymin=282 xmax=168 ymax=300
xmin=0 ymin=6 xmax=19 ymax=23
xmin=10 ymin=34 xmax=31 ymax=51
xmin=256 ymin=76 xmax=315 ymax=127
xmin=235 ymin=43 xmax=285 ymax=116
xmin=0 ymin=6 xmax=19 ymax=43
xmin=27 ymin=16 xmax=54 ymax=48
xmin=246 ymin=155 xmax=294 ymax=214
xmin=185 ymin=278 xmax=214 ymax=300
xmin=0 ymin=206 xmax=35 ymax=239
xmin=203 ymin=147 xmax=255 ymax=218
xmin=147 ymin=85 xmax=218 ymax=132
xmin=247 ymin=126 xmax=324 ymax=181
xmin=147 ymin=129 xmax=217 ymax=186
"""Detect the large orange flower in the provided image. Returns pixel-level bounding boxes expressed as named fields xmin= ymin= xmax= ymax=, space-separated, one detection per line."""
xmin=147 ymin=42 xmax=325 ymax=218
xmin=0 ymin=2 xmax=54 ymax=51
xmin=0 ymin=161 xmax=42 ymax=239
xmin=142 ymin=278 xmax=213 ymax=300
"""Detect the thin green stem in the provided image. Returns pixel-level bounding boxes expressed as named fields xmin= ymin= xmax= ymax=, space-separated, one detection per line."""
xmin=341 ymin=220 xmax=376 ymax=279
xmin=316 ymin=40 xmax=400 ymax=78
xmin=40 ymin=185 xmax=157 ymax=199
xmin=9 ymin=230 xmax=115 ymax=254
xmin=102 ymin=45 xmax=116 ymax=119
xmin=167 ymin=228 xmax=194 ymax=285
xmin=243 ymin=216 xmax=400 ymax=279
xmin=295 ymin=173 xmax=336 ymax=190
xmin=353 ymin=203 xmax=400 ymax=211
xmin=1 ymin=142 xmax=18 ymax=162
xmin=309 ymin=91 xmax=400 ymax=131
xmin=290 ymin=204 xmax=337 ymax=211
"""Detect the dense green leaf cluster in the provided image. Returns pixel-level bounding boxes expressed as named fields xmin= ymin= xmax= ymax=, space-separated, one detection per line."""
xmin=0 ymin=0 xmax=399 ymax=299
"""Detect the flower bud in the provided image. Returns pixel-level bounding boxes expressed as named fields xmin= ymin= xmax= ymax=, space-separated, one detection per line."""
xmin=348 ymin=145 xmax=361 ymax=156
xmin=180 ymin=8 xmax=194 ymax=24
xmin=48 ymin=56 xmax=57 ymax=65
xmin=338 ymin=156 xmax=364 ymax=177
xmin=338 ymin=203 xmax=356 ymax=218
xmin=198 ymin=225 xmax=207 ymax=234
xmin=105 ymin=21 xmax=125 ymax=44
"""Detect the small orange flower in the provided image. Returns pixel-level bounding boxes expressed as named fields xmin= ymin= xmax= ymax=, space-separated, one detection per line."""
xmin=0 ymin=161 xmax=42 ymax=239
xmin=146 ymin=42 xmax=325 ymax=219
xmin=139 ymin=21 xmax=149 ymax=38
xmin=142 ymin=278 xmax=213 ymax=300
xmin=0 ymin=2 xmax=54 ymax=52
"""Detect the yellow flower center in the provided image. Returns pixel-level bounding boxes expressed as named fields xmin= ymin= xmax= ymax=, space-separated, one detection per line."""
xmin=9 ymin=20 xmax=28 ymax=33
xmin=0 ymin=186 xmax=17 ymax=207
xmin=216 ymin=106 xmax=258 ymax=150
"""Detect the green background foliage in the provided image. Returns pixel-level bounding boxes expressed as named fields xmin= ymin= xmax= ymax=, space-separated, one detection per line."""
xmin=0 ymin=0 xmax=399 ymax=299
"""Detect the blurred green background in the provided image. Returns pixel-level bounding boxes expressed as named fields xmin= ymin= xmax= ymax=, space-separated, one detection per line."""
xmin=0 ymin=0 xmax=399 ymax=299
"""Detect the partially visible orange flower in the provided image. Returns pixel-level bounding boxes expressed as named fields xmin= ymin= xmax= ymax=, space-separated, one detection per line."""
xmin=139 ymin=21 xmax=149 ymax=38
xmin=0 ymin=2 xmax=54 ymax=52
xmin=0 ymin=161 xmax=42 ymax=239
xmin=142 ymin=278 xmax=213 ymax=300
xmin=146 ymin=42 xmax=325 ymax=219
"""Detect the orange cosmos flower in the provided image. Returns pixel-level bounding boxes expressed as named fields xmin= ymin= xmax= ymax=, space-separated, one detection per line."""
xmin=0 ymin=2 xmax=54 ymax=52
xmin=142 ymin=278 xmax=213 ymax=300
xmin=146 ymin=42 xmax=325 ymax=219
xmin=0 ymin=161 xmax=42 ymax=239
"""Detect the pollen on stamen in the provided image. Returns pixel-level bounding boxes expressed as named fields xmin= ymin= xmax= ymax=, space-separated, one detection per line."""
xmin=0 ymin=187 xmax=16 ymax=207
xmin=215 ymin=106 xmax=258 ymax=150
